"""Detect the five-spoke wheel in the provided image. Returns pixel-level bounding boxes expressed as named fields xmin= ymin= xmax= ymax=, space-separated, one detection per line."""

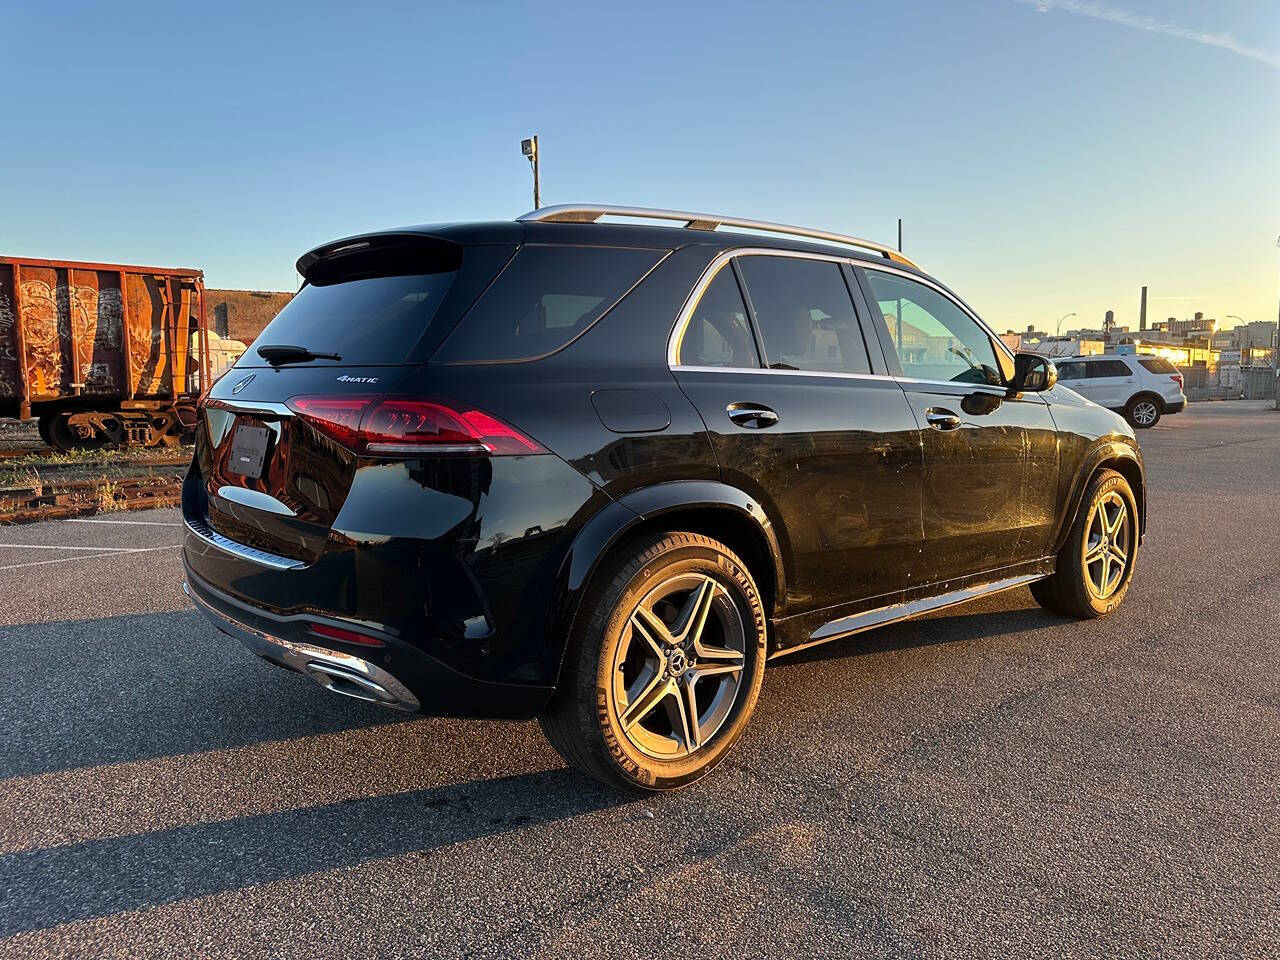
xmin=540 ymin=532 xmax=767 ymax=792
xmin=1082 ymin=490 xmax=1130 ymax=600
xmin=613 ymin=574 xmax=747 ymax=759
xmin=1031 ymin=468 xmax=1139 ymax=618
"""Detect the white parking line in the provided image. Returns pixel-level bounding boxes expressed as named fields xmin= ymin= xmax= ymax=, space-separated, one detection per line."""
xmin=0 ymin=544 xmax=180 ymax=572
xmin=0 ymin=544 xmax=175 ymax=552
xmin=65 ymin=518 xmax=179 ymax=526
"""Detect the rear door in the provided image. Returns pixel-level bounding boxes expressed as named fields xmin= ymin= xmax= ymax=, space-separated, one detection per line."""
xmin=856 ymin=266 xmax=1060 ymax=584
xmin=1086 ymin=358 xmax=1138 ymax=408
xmin=671 ymin=251 xmax=923 ymax=614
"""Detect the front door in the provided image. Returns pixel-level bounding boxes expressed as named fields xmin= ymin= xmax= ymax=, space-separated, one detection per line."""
xmin=857 ymin=266 xmax=1060 ymax=587
xmin=670 ymin=253 xmax=923 ymax=614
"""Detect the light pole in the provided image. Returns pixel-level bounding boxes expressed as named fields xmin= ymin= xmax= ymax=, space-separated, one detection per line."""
xmin=521 ymin=136 xmax=540 ymax=209
xmin=1055 ymin=312 xmax=1076 ymax=336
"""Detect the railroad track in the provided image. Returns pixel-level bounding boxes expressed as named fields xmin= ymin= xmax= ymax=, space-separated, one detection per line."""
xmin=0 ymin=455 xmax=191 ymax=524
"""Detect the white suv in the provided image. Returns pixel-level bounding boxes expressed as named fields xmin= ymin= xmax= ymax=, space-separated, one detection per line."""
xmin=1054 ymin=355 xmax=1187 ymax=428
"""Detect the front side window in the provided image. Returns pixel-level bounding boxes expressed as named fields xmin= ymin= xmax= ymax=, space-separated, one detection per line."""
xmin=676 ymin=266 xmax=760 ymax=368
xmin=735 ymin=256 xmax=870 ymax=374
xmin=864 ymin=270 xmax=1003 ymax=386
xmin=1056 ymin=361 xmax=1087 ymax=381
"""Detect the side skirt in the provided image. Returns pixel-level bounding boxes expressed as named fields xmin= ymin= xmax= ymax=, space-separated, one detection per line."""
xmin=769 ymin=559 xmax=1055 ymax=661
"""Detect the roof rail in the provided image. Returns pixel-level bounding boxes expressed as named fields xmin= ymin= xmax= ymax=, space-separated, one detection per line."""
xmin=517 ymin=204 xmax=918 ymax=269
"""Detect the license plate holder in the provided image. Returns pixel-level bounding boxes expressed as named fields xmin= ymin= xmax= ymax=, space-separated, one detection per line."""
xmin=227 ymin=425 xmax=270 ymax=479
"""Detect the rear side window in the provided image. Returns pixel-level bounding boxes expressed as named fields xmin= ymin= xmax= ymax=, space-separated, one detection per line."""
xmin=433 ymin=244 xmax=664 ymax=363
xmin=736 ymin=256 xmax=871 ymax=374
xmin=1139 ymin=357 xmax=1177 ymax=374
xmin=249 ymin=270 xmax=457 ymax=366
xmin=1056 ymin=361 xmax=1087 ymax=381
xmin=1091 ymin=359 xmax=1132 ymax=378
xmin=676 ymin=267 xmax=760 ymax=368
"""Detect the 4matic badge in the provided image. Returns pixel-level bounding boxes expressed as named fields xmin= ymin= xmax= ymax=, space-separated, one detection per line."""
xmin=336 ymin=375 xmax=379 ymax=384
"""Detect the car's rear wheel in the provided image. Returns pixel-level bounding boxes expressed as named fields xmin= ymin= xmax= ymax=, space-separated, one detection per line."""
xmin=1031 ymin=468 xmax=1138 ymax=618
xmin=1125 ymin=395 xmax=1161 ymax=428
xmin=540 ymin=531 xmax=767 ymax=792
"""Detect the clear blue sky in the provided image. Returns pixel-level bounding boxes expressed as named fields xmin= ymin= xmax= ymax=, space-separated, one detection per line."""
xmin=3 ymin=0 xmax=1276 ymax=332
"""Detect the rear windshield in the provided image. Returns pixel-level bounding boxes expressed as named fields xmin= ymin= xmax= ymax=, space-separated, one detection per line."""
xmin=433 ymin=244 xmax=664 ymax=363
xmin=1139 ymin=357 xmax=1178 ymax=374
xmin=243 ymin=269 xmax=457 ymax=366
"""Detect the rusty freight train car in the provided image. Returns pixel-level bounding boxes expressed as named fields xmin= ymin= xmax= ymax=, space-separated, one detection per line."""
xmin=0 ymin=255 xmax=212 ymax=449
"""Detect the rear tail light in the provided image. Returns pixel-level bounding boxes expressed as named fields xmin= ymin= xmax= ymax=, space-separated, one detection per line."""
xmin=1171 ymin=373 xmax=1183 ymax=388
xmin=285 ymin=395 xmax=546 ymax=456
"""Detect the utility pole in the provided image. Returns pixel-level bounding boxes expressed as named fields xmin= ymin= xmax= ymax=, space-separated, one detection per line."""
xmin=897 ymin=218 xmax=903 ymax=252
xmin=1139 ymin=285 xmax=1148 ymax=332
xmin=521 ymin=136 xmax=540 ymax=209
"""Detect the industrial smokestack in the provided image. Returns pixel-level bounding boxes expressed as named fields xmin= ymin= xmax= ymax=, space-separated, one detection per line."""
xmin=1139 ymin=286 xmax=1147 ymax=331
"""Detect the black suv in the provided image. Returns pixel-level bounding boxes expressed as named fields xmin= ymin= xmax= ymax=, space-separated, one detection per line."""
xmin=183 ymin=204 xmax=1145 ymax=792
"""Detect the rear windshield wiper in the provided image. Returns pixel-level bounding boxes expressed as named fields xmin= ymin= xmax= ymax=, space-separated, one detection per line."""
xmin=767 ymin=361 xmax=799 ymax=371
xmin=255 ymin=344 xmax=342 ymax=365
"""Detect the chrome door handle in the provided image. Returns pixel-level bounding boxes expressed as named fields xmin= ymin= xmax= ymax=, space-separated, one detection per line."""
xmin=925 ymin=408 xmax=962 ymax=431
xmin=727 ymin=403 xmax=779 ymax=429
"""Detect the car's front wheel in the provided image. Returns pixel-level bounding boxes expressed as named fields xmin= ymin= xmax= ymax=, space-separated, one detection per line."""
xmin=1031 ymin=468 xmax=1139 ymax=618
xmin=540 ymin=532 xmax=767 ymax=792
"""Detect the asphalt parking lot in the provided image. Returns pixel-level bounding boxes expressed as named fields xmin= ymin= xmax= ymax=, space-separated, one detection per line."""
xmin=1 ymin=400 xmax=1277 ymax=958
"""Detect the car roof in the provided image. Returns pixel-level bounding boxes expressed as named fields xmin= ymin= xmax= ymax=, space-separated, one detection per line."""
xmin=297 ymin=219 xmax=930 ymax=282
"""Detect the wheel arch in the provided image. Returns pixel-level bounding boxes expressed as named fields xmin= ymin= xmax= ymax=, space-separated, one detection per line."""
xmin=1052 ymin=442 xmax=1146 ymax=554
xmin=548 ymin=481 xmax=788 ymax=687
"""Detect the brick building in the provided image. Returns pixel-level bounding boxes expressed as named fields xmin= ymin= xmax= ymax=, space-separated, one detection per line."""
xmin=206 ymin=289 xmax=294 ymax=345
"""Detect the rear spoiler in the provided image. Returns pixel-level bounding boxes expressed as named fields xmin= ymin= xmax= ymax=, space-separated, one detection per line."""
xmin=296 ymin=232 xmax=461 ymax=285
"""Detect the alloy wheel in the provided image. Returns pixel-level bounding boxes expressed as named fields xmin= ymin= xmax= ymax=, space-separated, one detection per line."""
xmin=609 ymin=573 xmax=747 ymax=760
xmin=1082 ymin=491 xmax=1130 ymax=599
xmin=1132 ymin=401 xmax=1159 ymax=426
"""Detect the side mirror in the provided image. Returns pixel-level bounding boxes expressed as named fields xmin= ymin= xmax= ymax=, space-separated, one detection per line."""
xmin=1010 ymin=353 xmax=1057 ymax=394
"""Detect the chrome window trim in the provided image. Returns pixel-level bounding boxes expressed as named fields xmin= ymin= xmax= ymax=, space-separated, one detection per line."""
xmin=856 ymin=262 xmax=1017 ymax=367
xmin=671 ymin=364 xmax=897 ymax=383
xmin=666 ymin=247 xmax=870 ymax=369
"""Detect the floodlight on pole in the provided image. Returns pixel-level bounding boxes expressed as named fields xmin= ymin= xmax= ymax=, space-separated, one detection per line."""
xmin=521 ymin=136 xmax=540 ymax=209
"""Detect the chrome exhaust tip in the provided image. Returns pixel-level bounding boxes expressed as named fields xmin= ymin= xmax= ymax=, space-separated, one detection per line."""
xmin=186 ymin=580 xmax=421 ymax=712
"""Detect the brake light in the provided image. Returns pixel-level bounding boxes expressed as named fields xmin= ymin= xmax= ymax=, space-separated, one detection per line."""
xmin=1171 ymin=373 xmax=1183 ymax=388
xmin=285 ymin=395 xmax=546 ymax=456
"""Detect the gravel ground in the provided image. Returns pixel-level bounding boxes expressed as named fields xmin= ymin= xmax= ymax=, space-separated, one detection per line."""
xmin=1 ymin=401 xmax=1277 ymax=958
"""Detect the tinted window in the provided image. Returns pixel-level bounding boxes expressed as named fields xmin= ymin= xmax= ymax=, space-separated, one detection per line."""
xmin=434 ymin=245 xmax=663 ymax=363
xmin=1139 ymin=357 xmax=1177 ymax=374
xmin=735 ymin=257 xmax=870 ymax=374
xmin=865 ymin=271 xmax=1002 ymax=385
xmin=677 ymin=267 xmax=760 ymax=368
xmin=249 ymin=270 xmax=456 ymax=366
xmin=1056 ymin=361 xmax=1087 ymax=381
xmin=1091 ymin=359 xmax=1132 ymax=378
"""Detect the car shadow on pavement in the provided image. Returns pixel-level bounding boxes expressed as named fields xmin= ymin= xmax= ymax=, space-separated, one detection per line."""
xmin=0 ymin=767 xmax=627 ymax=937
xmin=0 ymin=610 xmax=412 ymax=779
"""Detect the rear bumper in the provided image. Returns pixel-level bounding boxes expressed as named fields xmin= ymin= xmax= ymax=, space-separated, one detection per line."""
xmin=184 ymin=575 xmax=420 ymax=712
xmin=1162 ymin=397 xmax=1187 ymax=414
xmin=183 ymin=555 xmax=555 ymax=719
